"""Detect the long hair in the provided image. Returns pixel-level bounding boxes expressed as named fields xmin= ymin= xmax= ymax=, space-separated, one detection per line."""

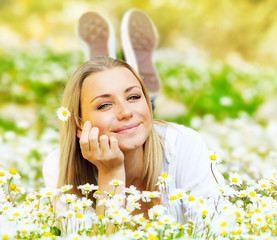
xmin=57 ymin=57 xmax=164 ymax=205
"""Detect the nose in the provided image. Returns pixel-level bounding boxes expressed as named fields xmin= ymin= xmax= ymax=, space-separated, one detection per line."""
xmin=116 ymin=101 xmax=133 ymax=120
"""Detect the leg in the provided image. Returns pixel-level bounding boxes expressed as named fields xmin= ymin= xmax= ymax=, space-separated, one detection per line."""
xmin=77 ymin=11 xmax=116 ymax=59
xmin=121 ymin=9 xmax=161 ymax=94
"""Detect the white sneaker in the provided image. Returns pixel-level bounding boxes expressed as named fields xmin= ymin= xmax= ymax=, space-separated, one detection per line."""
xmin=77 ymin=11 xmax=116 ymax=59
xmin=121 ymin=9 xmax=160 ymax=93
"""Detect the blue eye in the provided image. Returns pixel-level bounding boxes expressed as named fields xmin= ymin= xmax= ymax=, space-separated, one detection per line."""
xmin=128 ymin=95 xmax=141 ymax=101
xmin=97 ymin=103 xmax=111 ymax=110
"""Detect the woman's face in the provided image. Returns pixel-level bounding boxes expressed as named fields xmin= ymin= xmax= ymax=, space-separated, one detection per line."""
xmin=80 ymin=67 xmax=152 ymax=151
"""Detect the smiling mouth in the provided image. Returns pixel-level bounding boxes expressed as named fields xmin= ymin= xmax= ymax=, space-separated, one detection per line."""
xmin=114 ymin=123 xmax=140 ymax=135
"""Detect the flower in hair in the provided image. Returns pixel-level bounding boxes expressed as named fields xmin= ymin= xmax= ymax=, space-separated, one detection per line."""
xmin=57 ymin=107 xmax=71 ymax=121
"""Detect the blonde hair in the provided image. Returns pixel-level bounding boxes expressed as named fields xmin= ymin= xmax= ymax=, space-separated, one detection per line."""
xmin=57 ymin=57 xmax=164 ymax=204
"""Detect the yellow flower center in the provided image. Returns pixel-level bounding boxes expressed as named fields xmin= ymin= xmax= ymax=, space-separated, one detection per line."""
xmin=62 ymin=111 xmax=68 ymax=117
xmin=139 ymin=217 xmax=145 ymax=222
xmin=10 ymin=183 xmax=16 ymax=191
xmin=250 ymin=191 xmax=256 ymax=197
xmin=160 ymin=173 xmax=168 ymax=178
xmin=220 ymin=221 xmax=227 ymax=227
xmin=170 ymin=195 xmax=178 ymax=201
xmin=188 ymin=196 xmax=195 ymax=201
xmin=9 ymin=169 xmax=17 ymax=175
xmin=0 ymin=172 xmax=5 ymax=177
xmin=202 ymin=210 xmax=208 ymax=215
xmin=2 ymin=234 xmax=9 ymax=240
xmin=43 ymin=232 xmax=52 ymax=237
xmin=76 ymin=213 xmax=83 ymax=218
xmin=41 ymin=225 xmax=47 ymax=230
xmin=235 ymin=212 xmax=241 ymax=217
xmin=232 ymin=177 xmax=238 ymax=183
xmin=210 ymin=155 xmax=216 ymax=160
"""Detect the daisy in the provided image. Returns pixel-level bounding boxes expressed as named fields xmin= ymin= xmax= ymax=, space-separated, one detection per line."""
xmin=40 ymin=187 xmax=59 ymax=198
xmin=60 ymin=184 xmax=73 ymax=193
xmin=77 ymin=183 xmax=98 ymax=195
xmin=256 ymin=179 xmax=270 ymax=191
xmin=156 ymin=173 xmax=172 ymax=190
xmin=60 ymin=194 xmax=77 ymax=204
xmin=229 ymin=172 xmax=243 ymax=186
xmin=57 ymin=107 xmax=71 ymax=121
xmin=124 ymin=185 xmax=140 ymax=195
xmin=159 ymin=214 xmax=176 ymax=225
xmin=109 ymin=179 xmax=124 ymax=187
xmin=93 ymin=190 xmax=103 ymax=199
xmin=246 ymin=186 xmax=259 ymax=200
xmin=141 ymin=191 xmax=160 ymax=202
xmin=80 ymin=197 xmax=93 ymax=208
xmin=209 ymin=150 xmax=223 ymax=164
xmin=131 ymin=230 xmax=145 ymax=239
xmin=148 ymin=205 xmax=167 ymax=220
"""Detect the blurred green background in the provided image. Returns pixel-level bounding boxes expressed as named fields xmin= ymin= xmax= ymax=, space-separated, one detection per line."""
xmin=1 ymin=0 xmax=277 ymax=131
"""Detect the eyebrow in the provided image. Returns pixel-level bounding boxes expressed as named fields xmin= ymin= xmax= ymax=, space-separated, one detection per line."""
xmin=90 ymin=85 xmax=142 ymax=103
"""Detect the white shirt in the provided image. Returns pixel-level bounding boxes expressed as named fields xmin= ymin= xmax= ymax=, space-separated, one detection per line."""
xmin=43 ymin=122 xmax=224 ymax=223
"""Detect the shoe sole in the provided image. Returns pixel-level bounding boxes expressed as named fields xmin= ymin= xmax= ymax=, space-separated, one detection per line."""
xmin=121 ymin=9 xmax=160 ymax=93
xmin=77 ymin=12 xmax=116 ymax=59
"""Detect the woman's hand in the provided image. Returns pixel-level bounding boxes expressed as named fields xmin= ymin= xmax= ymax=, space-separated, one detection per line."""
xmin=79 ymin=121 xmax=124 ymax=173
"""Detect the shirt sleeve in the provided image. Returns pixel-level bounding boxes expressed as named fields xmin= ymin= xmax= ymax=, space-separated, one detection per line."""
xmin=175 ymin=126 xmax=223 ymax=197
xmin=42 ymin=149 xmax=60 ymax=189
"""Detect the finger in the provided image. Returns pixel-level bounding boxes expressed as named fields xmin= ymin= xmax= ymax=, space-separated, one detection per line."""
xmin=79 ymin=121 xmax=91 ymax=158
xmin=88 ymin=127 xmax=100 ymax=152
xmin=99 ymin=135 xmax=110 ymax=155
xmin=110 ymin=136 xmax=119 ymax=152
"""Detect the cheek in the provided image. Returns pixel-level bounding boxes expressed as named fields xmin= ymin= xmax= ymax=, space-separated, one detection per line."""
xmin=141 ymin=102 xmax=151 ymax=123
xmin=91 ymin=116 xmax=112 ymax=135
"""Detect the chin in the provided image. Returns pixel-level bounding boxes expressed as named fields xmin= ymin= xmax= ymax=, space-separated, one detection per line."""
xmin=118 ymin=137 xmax=146 ymax=152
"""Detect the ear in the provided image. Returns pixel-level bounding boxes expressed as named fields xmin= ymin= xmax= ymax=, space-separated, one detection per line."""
xmin=76 ymin=128 xmax=82 ymax=139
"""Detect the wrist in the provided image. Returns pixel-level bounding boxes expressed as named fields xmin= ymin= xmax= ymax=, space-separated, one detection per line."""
xmin=98 ymin=164 xmax=125 ymax=177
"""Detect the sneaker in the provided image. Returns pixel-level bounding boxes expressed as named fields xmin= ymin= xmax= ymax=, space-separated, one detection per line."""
xmin=121 ymin=9 xmax=161 ymax=93
xmin=77 ymin=11 xmax=116 ymax=59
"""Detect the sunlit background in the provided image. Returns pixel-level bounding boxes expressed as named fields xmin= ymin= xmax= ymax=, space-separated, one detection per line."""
xmin=0 ymin=0 xmax=277 ymax=187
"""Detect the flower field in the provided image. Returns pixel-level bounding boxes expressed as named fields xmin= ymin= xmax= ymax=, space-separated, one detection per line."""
xmin=1 ymin=48 xmax=277 ymax=239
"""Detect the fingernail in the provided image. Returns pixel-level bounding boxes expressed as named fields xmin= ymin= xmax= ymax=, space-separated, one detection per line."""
xmin=84 ymin=121 xmax=91 ymax=128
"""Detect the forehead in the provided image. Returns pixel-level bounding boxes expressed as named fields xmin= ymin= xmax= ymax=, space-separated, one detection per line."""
xmin=81 ymin=67 xmax=141 ymax=98
xmin=83 ymin=67 xmax=141 ymax=90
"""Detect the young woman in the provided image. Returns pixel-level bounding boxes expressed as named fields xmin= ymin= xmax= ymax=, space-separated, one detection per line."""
xmin=43 ymin=56 xmax=223 ymax=222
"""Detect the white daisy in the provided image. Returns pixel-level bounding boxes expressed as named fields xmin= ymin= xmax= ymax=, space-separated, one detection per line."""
xmin=60 ymin=184 xmax=73 ymax=193
xmin=209 ymin=150 xmax=223 ymax=164
xmin=229 ymin=172 xmax=243 ymax=186
xmin=109 ymin=179 xmax=124 ymax=187
xmin=77 ymin=183 xmax=98 ymax=195
xmin=57 ymin=107 xmax=71 ymax=121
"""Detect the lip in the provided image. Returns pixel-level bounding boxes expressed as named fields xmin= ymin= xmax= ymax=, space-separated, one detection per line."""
xmin=113 ymin=123 xmax=140 ymax=134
